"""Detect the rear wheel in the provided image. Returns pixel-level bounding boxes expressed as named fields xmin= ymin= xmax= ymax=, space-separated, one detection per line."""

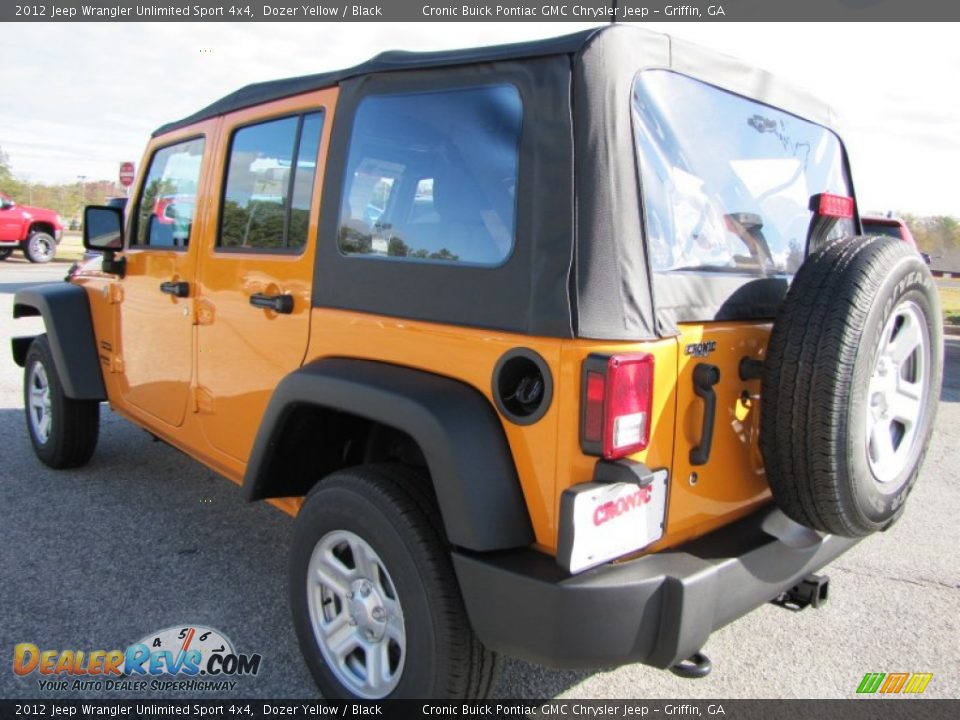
xmin=0 ymin=248 xmax=13 ymax=261
xmin=761 ymin=237 xmax=942 ymax=537
xmin=23 ymin=231 xmax=56 ymax=263
xmin=23 ymin=335 xmax=100 ymax=468
xmin=289 ymin=465 xmax=499 ymax=699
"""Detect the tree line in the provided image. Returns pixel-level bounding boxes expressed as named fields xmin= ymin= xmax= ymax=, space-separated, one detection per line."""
xmin=899 ymin=214 xmax=960 ymax=258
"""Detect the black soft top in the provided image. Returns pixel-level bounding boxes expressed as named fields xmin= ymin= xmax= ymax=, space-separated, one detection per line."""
xmin=153 ymin=28 xmax=601 ymax=136
xmin=155 ymin=26 xmax=846 ymax=341
xmin=156 ymin=26 xmax=838 ymax=137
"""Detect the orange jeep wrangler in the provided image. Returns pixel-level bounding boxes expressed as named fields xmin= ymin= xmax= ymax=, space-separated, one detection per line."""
xmin=12 ymin=26 xmax=943 ymax=699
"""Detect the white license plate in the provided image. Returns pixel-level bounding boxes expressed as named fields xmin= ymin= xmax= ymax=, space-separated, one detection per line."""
xmin=559 ymin=470 xmax=668 ymax=574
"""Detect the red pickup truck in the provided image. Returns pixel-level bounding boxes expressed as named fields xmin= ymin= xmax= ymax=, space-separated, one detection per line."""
xmin=0 ymin=192 xmax=63 ymax=263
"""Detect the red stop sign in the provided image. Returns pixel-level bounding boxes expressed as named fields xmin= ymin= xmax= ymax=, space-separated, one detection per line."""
xmin=119 ymin=162 xmax=135 ymax=187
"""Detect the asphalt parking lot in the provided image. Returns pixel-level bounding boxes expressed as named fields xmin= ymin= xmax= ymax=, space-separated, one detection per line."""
xmin=0 ymin=258 xmax=957 ymax=700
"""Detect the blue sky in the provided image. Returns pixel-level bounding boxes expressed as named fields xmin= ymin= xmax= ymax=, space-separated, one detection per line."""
xmin=3 ymin=22 xmax=958 ymax=216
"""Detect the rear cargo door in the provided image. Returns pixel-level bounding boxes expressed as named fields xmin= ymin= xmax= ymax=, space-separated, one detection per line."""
xmin=195 ymin=90 xmax=335 ymax=463
xmin=669 ymin=323 xmax=771 ymax=540
xmin=630 ymin=70 xmax=854 ymax=541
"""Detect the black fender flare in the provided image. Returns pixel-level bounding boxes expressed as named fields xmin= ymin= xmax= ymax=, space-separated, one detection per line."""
xmin=244 ymin=358 xmax=535 ymax=552
xmin=12 ymin=284 xmax=107 ymax=401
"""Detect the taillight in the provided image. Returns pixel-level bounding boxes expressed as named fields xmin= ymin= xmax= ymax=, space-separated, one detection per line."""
xmin=580 ymin=353 xmax=654 ymax=460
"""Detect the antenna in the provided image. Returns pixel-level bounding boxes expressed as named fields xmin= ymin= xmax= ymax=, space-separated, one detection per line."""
xmin=610 ymin=0 xmax=618 ymax=24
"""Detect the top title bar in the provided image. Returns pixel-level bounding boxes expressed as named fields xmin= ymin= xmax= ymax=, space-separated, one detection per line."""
xmin=4 ymin=0 xmax=960 ymax=22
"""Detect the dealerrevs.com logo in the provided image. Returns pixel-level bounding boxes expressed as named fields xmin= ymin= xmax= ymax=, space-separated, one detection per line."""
xmin=13 ymin=625 xmax=262 ymax=692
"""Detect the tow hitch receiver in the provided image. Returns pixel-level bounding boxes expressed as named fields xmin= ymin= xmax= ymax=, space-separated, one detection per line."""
xmin=771 ymin=573 xmax=830 ymax=611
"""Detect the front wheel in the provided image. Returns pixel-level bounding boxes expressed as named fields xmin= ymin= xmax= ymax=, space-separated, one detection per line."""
xmin=23 ymin=232 xmax=56 ymax=263
xmin=23 ymin=335 xmax=100 ymax=468
xmin=289 ymin=465 xmax=499 ymax=699
xmin=0 ymin=248 xmax=13 ymax=261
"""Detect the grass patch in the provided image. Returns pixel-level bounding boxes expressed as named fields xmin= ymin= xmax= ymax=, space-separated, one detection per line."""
xmin=54 ymin=233 xmax=85 ymax=263
xmin=941 ymin=285 xmax=960 ymax=326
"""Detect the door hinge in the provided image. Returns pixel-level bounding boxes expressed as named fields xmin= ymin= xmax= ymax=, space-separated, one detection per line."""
xmin=193 ymin=385 xmax=214 ymax=414
xmin=102 ymin=283 xmax=124 ymax=304
xmin=99 ymin=341 xmax=123 ymax=373
xmin=195 ymin=297 xmax=215 ymax=326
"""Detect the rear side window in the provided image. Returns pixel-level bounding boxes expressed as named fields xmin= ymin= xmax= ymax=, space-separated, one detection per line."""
xmin=219 ymin=111 xmax=324 ymax=252
xmin=337 ymin=85 xmax=522 ymax=266
xmin=132 ymin=137 xmax=205 ymax=249
xmin=632 ymin=71 xmax=852 ymax=276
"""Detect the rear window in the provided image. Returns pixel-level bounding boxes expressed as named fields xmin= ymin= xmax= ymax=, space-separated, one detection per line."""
xmin=632 ymin=71 xmax=852 ymax=276
xmin=862 ymin=220 xmax=903 ymax=240
xmin=337 ymin=84 xmax=522 ymax=267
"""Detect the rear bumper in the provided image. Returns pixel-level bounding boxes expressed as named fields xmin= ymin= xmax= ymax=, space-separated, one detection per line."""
xmin=452 ymin=507 xmax=858 ymax=669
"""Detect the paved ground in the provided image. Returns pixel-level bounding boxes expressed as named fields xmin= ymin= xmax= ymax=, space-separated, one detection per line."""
xmin=0 ymin=260 xmax=957 ymax=700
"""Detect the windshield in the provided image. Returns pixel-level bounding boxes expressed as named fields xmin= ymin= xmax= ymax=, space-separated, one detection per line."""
xmin=632 ymin=71 xmax=852 ymax=276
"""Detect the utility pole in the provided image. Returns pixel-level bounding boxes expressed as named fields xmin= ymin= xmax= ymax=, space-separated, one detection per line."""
xmin=77 ymin=175 xmax=87 ymax=220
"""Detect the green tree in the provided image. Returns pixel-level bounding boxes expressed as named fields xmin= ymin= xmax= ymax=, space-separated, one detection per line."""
xmin=0 ymin=146 xmax=12 ymax=185
xmin=904 ymin=214 xmax=960 ymax=256
xmin=0 ymin=147 xmax=26 ymax=198
xmin=387 ymin=236 xmax=410 ymax=257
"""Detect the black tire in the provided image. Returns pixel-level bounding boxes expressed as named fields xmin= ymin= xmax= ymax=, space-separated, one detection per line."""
xmin=23 ymin=231 xmax=56 ymax=263
xmin=761 ymin=236 xmax=942 ymax=537
xmin=289 ymin=464 xmax=499 ymax=699
xmin=23 ymin=335 xmax=100 ymax=469
xmin=0 ymin=248 xmax=13 ymax=261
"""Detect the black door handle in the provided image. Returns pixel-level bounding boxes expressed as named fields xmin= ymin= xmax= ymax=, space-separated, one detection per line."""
xmin=249 ymin=293 xmax=293 ymax=314
xmin=690 ymin=363 xmax=720 ymax=466
xmin=159 ymin=281 xmax=190 ymax=298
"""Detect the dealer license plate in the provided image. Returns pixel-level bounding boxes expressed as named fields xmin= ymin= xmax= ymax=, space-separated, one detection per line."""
xmin=559 ymin=470 xmax=668 ymax=574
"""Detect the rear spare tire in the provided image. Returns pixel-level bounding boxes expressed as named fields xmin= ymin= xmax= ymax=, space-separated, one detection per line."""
xmin=761 ymin=236 xmax=942 ymax=537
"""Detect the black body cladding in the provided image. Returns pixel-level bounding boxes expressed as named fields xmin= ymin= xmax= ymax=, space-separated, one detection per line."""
xmin=453 ymin=507 xmax=858 ymax=669
xmin=244 ymin=358 xmax=535 ymax=552
xmin=12 ymin=284 xmax=107 ymax=401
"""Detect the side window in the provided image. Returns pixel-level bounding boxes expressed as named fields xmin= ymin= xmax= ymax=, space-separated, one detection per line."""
xmin=132 ymin=138 xmax=205 ymax=249
xmin=219 ymin=111 xmax=324 ymax=252
xmin=338 ymin=85 xmax=522 ymax=266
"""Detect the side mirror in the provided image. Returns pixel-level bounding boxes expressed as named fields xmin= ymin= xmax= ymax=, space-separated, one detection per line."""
xmin=0 ymin=198 xmax=14 ymax=210
xmin=84 ymin=206 xmax=124 ymax=250
xmin=83 ymin=205 xmax=126 ymax=277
